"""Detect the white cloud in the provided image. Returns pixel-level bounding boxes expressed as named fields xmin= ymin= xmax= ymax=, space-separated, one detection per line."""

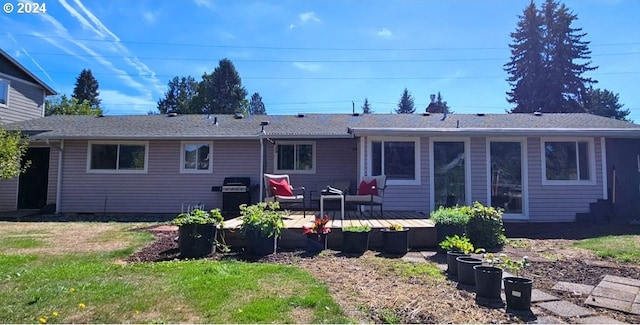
xmin=100 ymin=89 xmax=156 ymax=115
xmin=194 ymin=0 xmax=214 ymax=10
xmin=290 ymin=11 xmax=321 ymax=29
xmin=142 ymin=11 xmax=158 ymax=25
xmin=292 ymin=62 xmax=322 ymax=72
xmin=377 ymin=28 xmax=393 ymax=38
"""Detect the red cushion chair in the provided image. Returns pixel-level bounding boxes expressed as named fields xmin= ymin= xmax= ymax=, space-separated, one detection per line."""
xmin=263 ymin=174 xmax=306 ymax=216
xmin=345 ymin=175 xmax=386 ymax=217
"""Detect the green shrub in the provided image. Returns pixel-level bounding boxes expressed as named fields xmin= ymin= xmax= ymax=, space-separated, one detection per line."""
xmin=173 ymin=208 xmax=224 ymax=226
xmin=343 ymin=224 xmax=372 ymax=232
xmin=239 ymin=202 xmax=284 ymax=239
xmin=439 ymin=234 xmax=474 ymax=253
xmin=429 ymin=206 xmax=470 ymax=227
xmin=463 ymin=201 xmax=506 ymax=249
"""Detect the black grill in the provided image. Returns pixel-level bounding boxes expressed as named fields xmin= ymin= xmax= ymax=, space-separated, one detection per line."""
xmin=221 ymin=177 xmax=251 ymax=217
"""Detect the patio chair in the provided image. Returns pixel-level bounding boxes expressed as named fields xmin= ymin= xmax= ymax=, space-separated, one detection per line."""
xmin=263 ymin=173 xmax=306 ymax=217
xmin=344 ymin=175 xmax=386 ymax=217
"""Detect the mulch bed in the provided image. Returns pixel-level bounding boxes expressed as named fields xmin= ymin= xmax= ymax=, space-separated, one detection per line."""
xmin=126 ymin=223 xmax=640 ymax=324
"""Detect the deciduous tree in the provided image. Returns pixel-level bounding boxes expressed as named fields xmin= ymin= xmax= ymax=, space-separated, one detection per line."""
xmin=0 ymin=126 xmax=30 ymax=180
xmin=45 ymin=94 xmax=102 ymax=116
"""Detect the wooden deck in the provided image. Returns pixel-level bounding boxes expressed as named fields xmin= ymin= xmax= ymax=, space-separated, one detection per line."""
xmin=222 ymin=210 xmax=438 ymax=250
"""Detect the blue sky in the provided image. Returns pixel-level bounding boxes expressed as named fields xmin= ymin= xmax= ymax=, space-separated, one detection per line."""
xmin=1 ymin=0 xmax=638 ymax=121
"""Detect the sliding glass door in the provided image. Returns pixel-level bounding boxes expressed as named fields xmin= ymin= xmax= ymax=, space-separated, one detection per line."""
xmin=433 ymin=141 xmax=466 ymax=208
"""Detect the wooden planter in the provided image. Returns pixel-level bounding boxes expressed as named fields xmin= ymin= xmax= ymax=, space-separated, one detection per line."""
xmin=342 ymin=230 xmax=370 ymax=254
xmin=178 ymin=224 xmax=216 ymax=258
xmin=381 ymin=228 xmax=410 ymax=255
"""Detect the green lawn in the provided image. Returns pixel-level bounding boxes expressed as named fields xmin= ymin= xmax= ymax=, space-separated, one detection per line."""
xmin=573 ymin=234 xmax=640 ymax=263
xmin=0 ymin=223 xmax=349 ymax=324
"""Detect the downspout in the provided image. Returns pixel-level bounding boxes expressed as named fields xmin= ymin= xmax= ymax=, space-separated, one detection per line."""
xmin=259 ymin=137 xmax=264 ymax=202
xmin=56 ymin=139 xmax=64 ymax=214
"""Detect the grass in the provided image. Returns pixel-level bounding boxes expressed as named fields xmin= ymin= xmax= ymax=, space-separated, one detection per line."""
xmin=573 ymin=234 xmax=640 ymax=263
xmin=0 ymin=222 xmax=350 ymax=324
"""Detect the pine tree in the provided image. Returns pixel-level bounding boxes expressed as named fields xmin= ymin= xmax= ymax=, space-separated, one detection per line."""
xmin=72 ymin=69 xmax=101 ymax=109
xmin=157 ymin=76 xmax=200 ymax=114
xmin=395 ymin=88 xmax=415 ymax=114
xmin=505 ymin=0 xmax=597 ymax=113
xmin=584 ymin=87 xmax=630 ymax=121
xmin=249 ymin=92 xmax=267 ymax=115
xmin=362 ymin=98 xmax=372 ymax=114
xmin=194 ymin=58 xmax=248 ymax=115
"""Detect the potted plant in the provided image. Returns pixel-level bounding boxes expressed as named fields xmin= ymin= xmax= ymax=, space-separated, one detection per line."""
xmin=430 ymin=206 xmax=470 ymax=250
xmin=473 ymin=250 xmax=503 ymax=300
xmin=439 ymin=234 xmax=474 ymax=277
xmin=173 ymin=208 xmax=224 ymax=258
xmin=502 ymin=255 xmax=533 ymax=311
xmin=342 ymin=224 xmax=371 ymax=254
xmin=239 ymin=202 xmax=284 ymax=256
xmin=303 ymin=215 xmax=331 ymax=253
xmin=381 ymin=223 xmax=410 ymax=255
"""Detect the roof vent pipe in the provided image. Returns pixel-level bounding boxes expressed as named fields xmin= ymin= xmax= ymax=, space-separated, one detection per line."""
xmin=423 ymin=112 xmax=430 ymax=116
xmin=476 ymin=113 xmax=485 ymax=116
xmin=297 ymin=113 xmax=305 ymax=118
xmin=534 ymin=111 xmax=542 ymax=116
xmin=167 ymin=111 xmax=178 ymax=117
xmin=456 ymin=120 xmax=460 ymax=128
xmin=214 ymin=116 xmax=218 ymax=125
xmin=234 ymin=113 xmax=244 ymax=119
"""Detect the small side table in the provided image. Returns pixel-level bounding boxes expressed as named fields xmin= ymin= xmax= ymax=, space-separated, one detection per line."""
xmin=320 ymin=194 xmax=345 ymax=222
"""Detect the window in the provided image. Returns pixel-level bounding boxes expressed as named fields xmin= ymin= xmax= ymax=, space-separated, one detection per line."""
xmin=543 ymin=140 xmax=593 ymax=183
xmin=0 ymin=79 xmax=9 ymax=107
xmin=433 ymin=141 xmax=466 ymax=207
xmin=181 ymin=142 xmax=211 ymax=173
xmin=490 ymin=141 xmax=523 ymax=214
xmin=369 ymin=138 xmax=420 ymax=185
xmin=275 ymin=142 xmax=315 ymax=173
xmin=88 ymin=142 xmax=147 ymax=173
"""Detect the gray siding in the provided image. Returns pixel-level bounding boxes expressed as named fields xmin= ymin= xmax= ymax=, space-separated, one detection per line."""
xmin=59 ymin=139 xmax=261 ymax=213
xmin=526 ymin=137 xmax=604 ymax=222
xmin=0 ymin=77 xmax=45 ymax=123
xmin=0 ymin=177 xmax=17 ymax=211
xmin=470 ymin=137 xmax=488 ymax=205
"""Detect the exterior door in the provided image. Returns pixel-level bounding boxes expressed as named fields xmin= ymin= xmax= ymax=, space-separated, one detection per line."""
xmin=17 ymin=148 xmax=50 ymax=209
xmin=489 ymin=141 xmax=525 ymax=216
xmin=432 ymin=141 xmax=466 ymax=208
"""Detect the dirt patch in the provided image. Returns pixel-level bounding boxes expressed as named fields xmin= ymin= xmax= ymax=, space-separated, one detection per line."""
xmin=126 ymin=223 xmax=640 ymax=324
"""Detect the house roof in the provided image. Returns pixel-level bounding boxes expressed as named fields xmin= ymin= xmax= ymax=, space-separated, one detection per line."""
xmin=4 ymin=112 xmax=640 ymax=140
xmin=0 ymin=48 xmax=57 ymax=96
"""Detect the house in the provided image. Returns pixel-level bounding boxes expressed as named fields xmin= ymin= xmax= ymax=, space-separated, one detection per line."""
xmin=0 ymin=48 xmax=57 ymax=123
xmin=1 ymin=112 xmax=639 ymax=223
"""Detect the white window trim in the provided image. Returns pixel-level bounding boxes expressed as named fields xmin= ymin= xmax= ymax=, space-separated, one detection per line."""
xmin=367 ymin=136 xmax=421 ymax=186
xmin=541 ymin=137 xmax=596 ymax=186
xmin=486 ymin=137 xmax=529 ymax=220
xmin=0 ymin=78 xmax=10 ymax=108
xmin=86 ymin=141 xmax=149 ymax=174
xmin=429 ymin=138 xmax=471 ymax=210
xmin=274 ymin=141 xmax=316 ymax=174
xmin=180 ymin=141 xmax=213 ymax=174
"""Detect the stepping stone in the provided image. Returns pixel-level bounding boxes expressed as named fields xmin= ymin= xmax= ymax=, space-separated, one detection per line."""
xmin=575 ymin=315 xmax=627 ymax=324
xmin=537 ymin=300 xmax=595 ymax=318
xmin=631 ymin=303 xmax=640 ymax=315
xmin=603 ymin=275 xmax=640 ymax=288
xmin=592 ymin=285 xmax=637 ymax=302
xmin=402 ymin=252 xmax=427 ymax=263
xmin=531 ymin=289 xmax=560 ymax=303
xmin=533 ymin=315 xmax=567 ymax=324
xmin=599 ymin=280 xmax=640 ymax=295
xmin=585 ymin=295 xmax=632 ymax=313
xmin=552 ymin=281 xmax=595 ymax=296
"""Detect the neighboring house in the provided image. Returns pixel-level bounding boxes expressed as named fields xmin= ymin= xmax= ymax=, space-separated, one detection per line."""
xmin=0 ymin=49 xmax=56 ymax=123
xmin=1 ymin=112 xmax=639 ymax=224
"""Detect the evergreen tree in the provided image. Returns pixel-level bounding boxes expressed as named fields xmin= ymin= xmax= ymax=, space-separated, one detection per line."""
xmin=584 ymin=87 xmax=630 ymax=121
xmin=194 ymin=58 xmax=248 ymax=115
xmin=362 ymin=98 xmax=372 ymax=114
xmin=395 ymin=88 xmax=415 ymax=114
xmin=249 ymin=92 xmax=267 ymax=115
xmin=72 ymin=69 xmax=101 ymax=109
xmin=157 ymin=76 xmax=200 ymax=114
xmin=425 ymin=92 xmax=451 ymax=114
xmin=45 ymin=94 xmax=102 ymax=116
xmin=505 ymin=0 xmax=597 ymax=113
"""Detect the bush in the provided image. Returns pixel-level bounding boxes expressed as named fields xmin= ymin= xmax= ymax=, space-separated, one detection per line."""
xmin=463 ymin=201 xmax=506 ymax=249
xmin=439 ymin=234 xmax=474 ymax=253
xmin=429 ymin=206 xmax=470 ymax=227
xmin=343 ymin=224 xmax=372 ymax=232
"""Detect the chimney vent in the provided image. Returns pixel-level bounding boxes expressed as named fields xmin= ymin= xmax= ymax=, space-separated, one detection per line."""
xmin=476 ymin=113 xmax=485 ymax=116
xmin=297 ymin=113 xmax=305 ymax=118
xmin=423 ymin=112 xmax=430 ymax=116
xmin=233 ymin=113 xmax=244 ymax=119
xmin=167 ymin=111 xmax=178 ymax=117
xmin=534 ymin=111 xmax=542 ymax=116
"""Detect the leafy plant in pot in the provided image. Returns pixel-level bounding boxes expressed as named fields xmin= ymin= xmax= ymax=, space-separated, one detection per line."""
xmin=239 ymin=202 xmax=284 ymax=256
xmin=430 ymin=206 xmax=470 ymax=250
xmin=502 ymin=255 xmax=533 ymax=311
xmin=173 ymin=208 xmax=224 ymax=258
xmin=473 ymin=250 xmax=503 ymax=300
xmin=303 ymin=215 xmax=331 ymax=253
xmin=342 ymin=224 xmax=371 ymax=254
xmin=381 ymin=224 xmax=410 ymax=255
xmin=439 ymin=234 xmax=474 ymax=278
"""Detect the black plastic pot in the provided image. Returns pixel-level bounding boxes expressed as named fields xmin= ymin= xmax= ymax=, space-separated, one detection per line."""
xmin=381 ymin=228 xmax=410 ymax=255
xmin=245 ymin=229 xmax=277 ymax=256
xmin=178 ymin=224 xmax=216 ymax=258
xmin=342 ymin=231 xmax=370 ymax=254
xmin=503 ymin=276 xmax=533 ymax=311
xmin=456 ymin=256 xmax=483 ymax=285
xmin=474 ymin=265 xmax=503 ymax=299
xmin=306 ymin=233 xmax=328 ymax=253
xmin=446 ymin=251 xmax=469 ymax=276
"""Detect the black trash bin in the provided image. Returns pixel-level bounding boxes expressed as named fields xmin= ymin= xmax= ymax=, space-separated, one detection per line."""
xmin=221 ymin=177 xmax=251 ymax=218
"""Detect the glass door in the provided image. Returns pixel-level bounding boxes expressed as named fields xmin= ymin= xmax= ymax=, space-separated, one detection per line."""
xmin=489 ymin=141 xmax=523 ymax=214
xmin=433 ymin=141 xmax=466 ymax=208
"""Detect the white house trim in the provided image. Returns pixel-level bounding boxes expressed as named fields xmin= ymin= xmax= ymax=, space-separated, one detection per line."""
xmin=540 ymin=137 xmax=597 ymax=186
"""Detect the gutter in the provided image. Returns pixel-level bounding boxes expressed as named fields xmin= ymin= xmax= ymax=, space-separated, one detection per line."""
xmin=348 ymin=127 xmax=640 ymax=138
